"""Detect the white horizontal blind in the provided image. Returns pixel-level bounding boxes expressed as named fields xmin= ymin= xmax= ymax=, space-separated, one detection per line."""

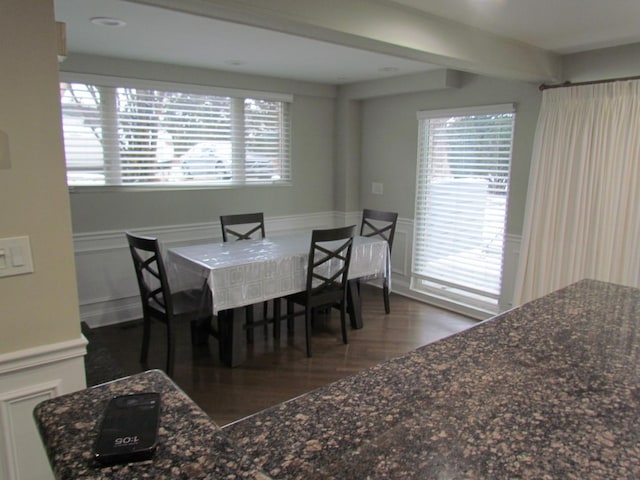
xmin=412 ymin=104 xmax=515 ymax=313
xmin=60 ymin=80 xmax=291 ymax=187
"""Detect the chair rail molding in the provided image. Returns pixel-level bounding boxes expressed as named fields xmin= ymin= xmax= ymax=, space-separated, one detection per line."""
xmin=0 ymin=337 xmax=87 ymax=480
xmin=0 ymin=337 xmax=87 ymax=376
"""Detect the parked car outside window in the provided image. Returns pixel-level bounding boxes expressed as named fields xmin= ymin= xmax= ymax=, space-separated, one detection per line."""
xmin=180 ymin=142 xmax=232 ymax=180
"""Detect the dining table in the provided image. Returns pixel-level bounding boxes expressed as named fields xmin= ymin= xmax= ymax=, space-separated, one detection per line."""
xmin=165 ymin=231 xmax=390 ymax=367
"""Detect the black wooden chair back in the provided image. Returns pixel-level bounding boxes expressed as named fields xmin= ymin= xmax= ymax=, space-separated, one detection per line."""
xmin=360 ymin=208 xmax=398 ymax=251
xmin=286 ymin=225 xmax=356 ymax=357
xmin=359 ymin=209 xmax=398 ymax=314
xmin=126 ymin=232 xmax=215 ymax=376
xmin=306 ymin=226 xmax=355 ymax=302
xmin=126 ymin=232 xmax=176 ymax=375
xmin=219 ymin=212 xmax=275 ymax=342
xmin=220 ymin=212 xmax=265 ymax=241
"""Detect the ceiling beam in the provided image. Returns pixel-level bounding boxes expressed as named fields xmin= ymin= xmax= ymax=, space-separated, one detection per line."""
xmin=127 ymin=0 xmax=562 ymax=83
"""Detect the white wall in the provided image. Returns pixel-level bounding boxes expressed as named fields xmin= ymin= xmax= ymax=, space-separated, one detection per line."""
xmin=0 ymin=341 xmax=86 ymax=480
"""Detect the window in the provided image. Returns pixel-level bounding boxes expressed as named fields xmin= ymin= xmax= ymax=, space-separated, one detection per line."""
xmin=412 ymin=104 xmax=515 ymax=314
xmin=59 ymin=75 xmax=291 ymax=187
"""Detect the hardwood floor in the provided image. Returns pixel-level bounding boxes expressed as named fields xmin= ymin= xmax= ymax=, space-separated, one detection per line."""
xmin=90 ymin=286 xmax=477 ymax=426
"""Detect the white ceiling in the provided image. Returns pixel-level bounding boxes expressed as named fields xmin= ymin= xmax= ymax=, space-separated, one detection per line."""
xmin=393 ymin=0 xmax=640 ymax=55
xmin=54 ymin=0 xmax=640 ymax=84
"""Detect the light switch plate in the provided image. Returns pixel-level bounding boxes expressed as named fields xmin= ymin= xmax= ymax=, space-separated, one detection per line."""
xmin=0 ymin=236 xmax=34 ymax=277
xmin=371 ymin=182 xmax=384 ymax=195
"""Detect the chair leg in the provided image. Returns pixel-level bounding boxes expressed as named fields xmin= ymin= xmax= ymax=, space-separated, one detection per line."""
xmin=340 ymin=304 xmax=349 ymax=345
xmin=305 ymin=305 xmax=313 ymax=357
xmin=140 ymin=316 xmax=151 ymax=363
xmin=383 ymin=280 xmax=391 ymax=314
xmin=287 ymin=300 xmax=295 ymax=336
xmin=166 ymin=322 xmax=175 ymax=378
xmin=273 ymin=299 xmax=281 ymax=339
xmin=245 ymin=305 xmax=254 ymax=343
xmin=190 ymin=318 xmax=211 ymax=346
xmin=263 ymin=301 xmax=270 ymax=336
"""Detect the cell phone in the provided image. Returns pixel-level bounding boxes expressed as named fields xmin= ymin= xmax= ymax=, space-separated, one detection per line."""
xmin=93 ymin=392 xmax=161 ymax=466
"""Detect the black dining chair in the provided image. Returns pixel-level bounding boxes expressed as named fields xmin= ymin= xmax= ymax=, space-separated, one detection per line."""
xmin=126 ymin=232 xmax=216 ymax=377
xmin=359 ymin=208 xmax=398 ymax=314
xmin=219 ymin=212 xmax=278 ymax=342
xmin=220 ymin=212 xmax=266 ymax=241
xmin=284 ymin=225 xmax=356 ymax=357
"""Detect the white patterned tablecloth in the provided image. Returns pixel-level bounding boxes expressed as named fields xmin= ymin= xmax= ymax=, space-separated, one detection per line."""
xmin=166 ymin=233 xmax=389 ymax=314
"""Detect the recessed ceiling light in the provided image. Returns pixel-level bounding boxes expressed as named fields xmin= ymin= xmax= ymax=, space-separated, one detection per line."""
xmin=90 ymin=17 xmax=127 ymax=28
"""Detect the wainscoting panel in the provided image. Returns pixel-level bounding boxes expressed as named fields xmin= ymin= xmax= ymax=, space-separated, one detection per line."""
xmin=74 ymin=212 xmax=339 ymax=328
xmin=0 ymin=338 xmax=86 ymax=480
xmin=72 ymin=212 xmax=521 ymax=327
xmin=391 ymin=218 xmax=413 ymax=278
xmin=0 ymin=382 xmax=60 ymax=480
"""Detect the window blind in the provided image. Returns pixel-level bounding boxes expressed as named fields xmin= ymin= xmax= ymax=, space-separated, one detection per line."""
xmin=412 ymin=104 xmax=515 ymax=313
xmin=60 ymin=78 xmax=291 ymax=187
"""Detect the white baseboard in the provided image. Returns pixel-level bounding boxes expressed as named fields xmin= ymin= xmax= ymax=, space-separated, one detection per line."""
xmin=80 ymin=296 xmax=141 ymax=329
xmin=0 ymin=337 xmax=87 ymax=480
xmin=389 ymin=276 xmax=491 ymax=321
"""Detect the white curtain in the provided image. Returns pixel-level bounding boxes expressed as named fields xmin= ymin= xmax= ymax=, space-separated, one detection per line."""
xmin=514 ymin=80 xmax=640 ymax=305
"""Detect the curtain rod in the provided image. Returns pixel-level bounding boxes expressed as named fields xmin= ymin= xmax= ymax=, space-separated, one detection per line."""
xmin=539 ymin=74 xmax=640 ymax=91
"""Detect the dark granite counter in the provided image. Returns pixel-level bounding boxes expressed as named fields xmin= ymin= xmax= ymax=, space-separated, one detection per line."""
xmin=35 ymin=279 xmax=640 ymax=479
xmin=224 ymin=279 xmax=640 ymax=479
xmin=34 ymin=369 xmax=270 ymax=479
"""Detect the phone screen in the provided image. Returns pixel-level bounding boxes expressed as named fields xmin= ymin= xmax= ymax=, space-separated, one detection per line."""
xmin=94 ymin=393 xmax=160 ymax=465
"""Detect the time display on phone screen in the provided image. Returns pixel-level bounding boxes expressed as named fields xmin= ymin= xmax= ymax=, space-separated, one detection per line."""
xmin=94 ymin=393 xmax=161 ymax=466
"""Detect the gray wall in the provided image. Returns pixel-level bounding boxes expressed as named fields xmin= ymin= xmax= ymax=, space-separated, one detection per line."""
xmin=61 ymin=45 xmax=640 ymax=320
xmin=61 ymin=53 xmax=544 ymax=239
xmin=62 ymin=43 xmax=640 ymax=238
xmin=61 ymin=55 xmax=338 ymax=233
xmin=358 ymin=73 xmax=541 ymax=236
xmin=355 ymin=42 xmax=640 ymax=237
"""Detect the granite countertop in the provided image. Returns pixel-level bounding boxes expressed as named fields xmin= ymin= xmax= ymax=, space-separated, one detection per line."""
xmin=223 ymin=279 xmax=640 ymax=479
xmin=35 ymin=279 xmax=640 ymax=479
xmin=34 ymin=369 xmax=270 ymax=479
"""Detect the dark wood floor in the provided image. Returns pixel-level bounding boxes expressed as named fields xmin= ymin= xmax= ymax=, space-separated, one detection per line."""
xmin=91 ymin=285 xmax=477 ymax=426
